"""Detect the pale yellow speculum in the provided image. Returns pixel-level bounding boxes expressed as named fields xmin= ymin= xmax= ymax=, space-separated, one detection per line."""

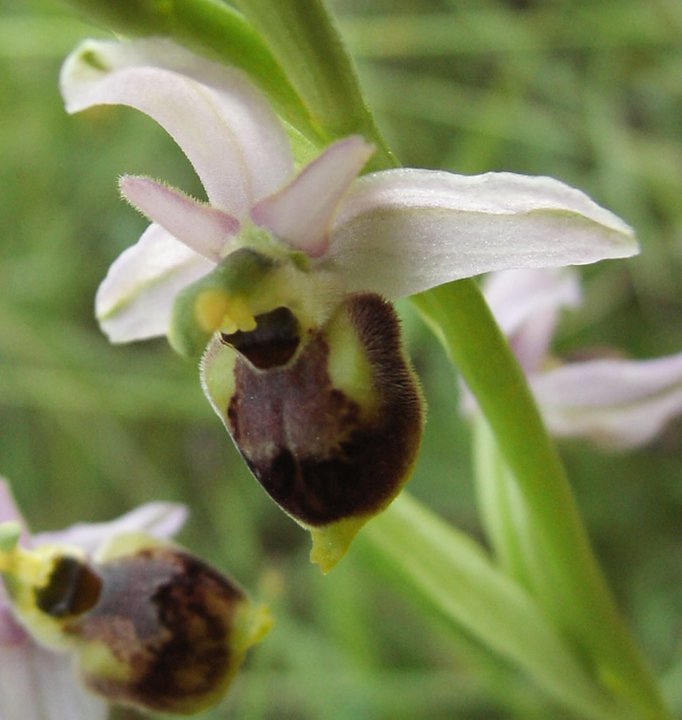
xmin=194 ymin=290 xmax=257 ymax=335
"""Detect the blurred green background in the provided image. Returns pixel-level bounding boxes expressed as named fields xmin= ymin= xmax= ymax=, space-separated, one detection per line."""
xmin=1 ymin=0 xmax=681 ymax=718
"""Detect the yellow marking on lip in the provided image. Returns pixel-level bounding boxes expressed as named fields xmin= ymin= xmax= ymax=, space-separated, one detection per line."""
xmin=195 ymin=290 xmax=232 ymax=333
xmin=195 ymin=291 xmax=257 ymax=335
xmin=222 ymin=295 xmax=257 ymax=334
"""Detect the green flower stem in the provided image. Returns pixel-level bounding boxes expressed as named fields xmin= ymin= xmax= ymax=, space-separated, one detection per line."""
xmin=363 ymin=493 xmax=621 ymax=720
xmin=226 ymin=0 xmax=395 ymax=170
xmin=473 ymin=413 xmax=593 ymax=640
xmin=412 ymin=281 xmax=671 ymax=719
xmin=472 ymin=414 xmax=534 ymax=588
xmin=60 ymin=0 xmax=321 ymax=142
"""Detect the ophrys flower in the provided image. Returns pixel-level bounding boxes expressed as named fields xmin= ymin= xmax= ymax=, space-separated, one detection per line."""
xmin=0 ymin=480 xmax=183 ymax=720
xmin=0 ymin=480 xmax=270 ymax=716
xmin=61 ymin=38 xmax=638 ymax=570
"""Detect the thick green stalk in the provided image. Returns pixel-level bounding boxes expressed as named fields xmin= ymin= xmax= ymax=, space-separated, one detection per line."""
xmin=60 ymin=0 xmax=320 ymax=141
xmin=472 ymin=414 xmax=534 ymax=588
xmin=412 ymin=282 xmax=671 ymax=719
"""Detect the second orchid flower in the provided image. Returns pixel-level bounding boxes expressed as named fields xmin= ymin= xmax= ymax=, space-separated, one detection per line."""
xmin=479 ymin=267 xmax=682 ymax=449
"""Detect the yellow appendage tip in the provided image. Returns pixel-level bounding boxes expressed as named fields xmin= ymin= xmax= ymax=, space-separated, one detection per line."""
xmin=308 ymin=516 xmax=367 ymax=574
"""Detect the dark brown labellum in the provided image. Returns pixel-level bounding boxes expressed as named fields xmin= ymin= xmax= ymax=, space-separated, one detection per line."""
xmin=224 ymin=293 xmax=424 ymax=527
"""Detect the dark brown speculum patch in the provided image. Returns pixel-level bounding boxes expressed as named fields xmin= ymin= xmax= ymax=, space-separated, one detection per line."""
xmin=66 ymin=547 xmax=245 ymax=713
xmin=226 ymin=293 xmax=423 ymax=526
xmin=35 ymin=555 xmax=102 ymax=618
xmin=222 ymin=306 xmax=300 ymax=370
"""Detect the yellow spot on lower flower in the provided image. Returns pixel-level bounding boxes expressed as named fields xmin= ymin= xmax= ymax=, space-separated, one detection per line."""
xmin=195 ymin=291 xmax=257 ymax=335
xmin=0 ymin=527 xmax=89 ymax=650
xmin=0 ymin=534 xmax=60 ymax=592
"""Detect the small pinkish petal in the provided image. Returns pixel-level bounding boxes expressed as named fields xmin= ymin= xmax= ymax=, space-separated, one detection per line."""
xmin=251 ymin=136 xmax=374 ymax=257
xmin=120 ymin=176 xmax=239 ymax=261
xmin=61 ymin=38 xmax=293 ymax=214
xmin=531 ymin=352 xmax=682 ymax=448
xmin=33 ymin=502 xmax=188 ymax=556
xmin=325 ymin=169 xmax=637 ymax=299
xmin=96 ymin=224 xmax=215 ymax=342
xmin=483 ymin=268 xmax=581 ymax=373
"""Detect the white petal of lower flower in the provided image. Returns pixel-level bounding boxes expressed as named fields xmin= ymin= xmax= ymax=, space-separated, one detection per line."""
xmin=326 ymin=170 xmax=637 ymax=299
xmin=33 ymin=502 xmax=188 ymax=555
xmin=0 ymin=641 xmax=107 ymax=720
xmin=483 ymin=268 xmax=582 ymax=373
xmin=531 ymin=353 xmax=682 ymax=448
xmin=251 ymin=136 xmax=374 ymax=257
xmin=61 ymin=38 xmax=293 ymax=214
xmin=120 ymin=176 xmax=239 ymax=261
xmin=0 ymin=607 xmax=26 ymax=645
xmin=483 ymin=268 xmax=581 ymax=338
xmin=96 ymin=224 xmax=214 ymax=342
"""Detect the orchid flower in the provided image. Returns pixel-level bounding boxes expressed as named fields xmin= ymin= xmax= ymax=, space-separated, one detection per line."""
xmin=480 ymin=268 xmax=682 ymax=449
xmin=0 ymin=480 xmax=184 ymax=720
xmin=60 ymin=38 xmax=638 ymax=571
xmin=0 ymin=479 xmax=271 ymax=717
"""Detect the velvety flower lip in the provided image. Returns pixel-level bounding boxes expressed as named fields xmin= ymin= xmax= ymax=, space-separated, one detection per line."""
xmin=0 ymin=478 xmax=187 ymax=720
xmin=480 ymin=268 xmax=682 ymax=449
xmin=60 ymin=38 xmax=638 ymax=347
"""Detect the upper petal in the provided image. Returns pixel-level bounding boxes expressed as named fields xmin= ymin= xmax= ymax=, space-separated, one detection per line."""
xmin=483 ymin=268 xmax=582 ymax=373
xmin=33 ymin=501 xmax=188 ymax=556
xmin=531 ymin=352 xmax=682 ymax=448
xmin=60 ymin=38 xmax=293 ymax=214
xmin=251 ymin=136 xmax=374 ymax=257
xmin=325 ymin=170 xmax=637 ymax=299
xmin=120 ymin=175 xmax=240 ymax=261
xmin=96 ymin=223 xmax=215 ymax=342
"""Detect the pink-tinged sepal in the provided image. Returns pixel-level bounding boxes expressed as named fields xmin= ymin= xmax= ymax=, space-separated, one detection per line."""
xmin=202 ymin=294 xmax=425 ymax=572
